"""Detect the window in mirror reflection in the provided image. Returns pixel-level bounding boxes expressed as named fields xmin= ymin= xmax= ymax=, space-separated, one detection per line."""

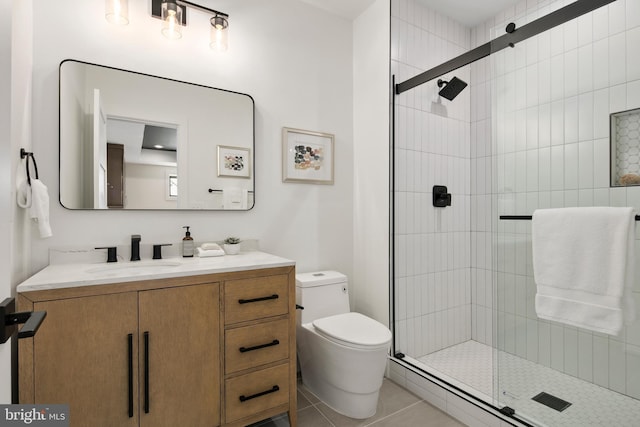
xmin=168 ymin=174 xmax=178 ymax=199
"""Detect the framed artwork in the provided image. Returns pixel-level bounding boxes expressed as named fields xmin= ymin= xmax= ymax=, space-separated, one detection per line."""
xmin=217 ymin=145 xmax=251 ymax=178
xmin=282 ymin=127 xmax=334 ymax=184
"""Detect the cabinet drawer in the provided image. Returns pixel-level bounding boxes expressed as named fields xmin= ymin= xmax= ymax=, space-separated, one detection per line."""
xmin=224 ymin=275 xmax=289 ymax=324
xmin=225 ymin=363 xmax=289 ymax=423
xmin=225 ymin=319 xmax=289 ymax=374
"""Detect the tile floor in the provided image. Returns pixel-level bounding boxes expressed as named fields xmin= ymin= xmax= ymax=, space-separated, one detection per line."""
xmin=419 ymin=340 xmax=640 ymax=427
xmin=249 ymin=378 xmax=466 ymax=427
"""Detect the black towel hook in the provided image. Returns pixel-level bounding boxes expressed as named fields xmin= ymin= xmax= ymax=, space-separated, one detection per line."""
xmin=20 ymin=148 xmax=39 ymax=186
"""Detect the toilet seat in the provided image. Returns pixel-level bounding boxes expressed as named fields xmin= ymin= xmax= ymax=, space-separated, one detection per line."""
xmin=312 ymin=312 xmax=392 ymax=349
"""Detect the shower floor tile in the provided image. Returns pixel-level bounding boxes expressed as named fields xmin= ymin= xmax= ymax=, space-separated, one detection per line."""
xmin=418 ymin=340 xmax=640 ymax=426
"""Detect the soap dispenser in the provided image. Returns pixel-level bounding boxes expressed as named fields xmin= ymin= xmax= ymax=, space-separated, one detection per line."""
xmin=182 ymin=226 xmax=194 ymax=258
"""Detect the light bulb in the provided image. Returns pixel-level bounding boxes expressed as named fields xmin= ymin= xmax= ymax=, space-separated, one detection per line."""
xmin=210 ymin=15 xmax=228 ymax=51
xmin=161 ymin=1 xmax=183 ymax=40
xmin=105 ymin=0 xmax=129 ymax=26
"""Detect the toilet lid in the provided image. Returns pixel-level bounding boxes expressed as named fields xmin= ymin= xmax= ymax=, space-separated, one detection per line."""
xmin=312 ymin=312 xmax=392 ymax=347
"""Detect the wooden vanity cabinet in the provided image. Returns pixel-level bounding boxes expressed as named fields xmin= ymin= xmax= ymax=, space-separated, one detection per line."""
xmin=138 ymin=284 xmax=220 ymax=427
xmin=26 ymin=292 xmax=140 ymax=427
xmin=18 ymin=266 xmax=296 ymax=427
xmin=222 ymin=274 xmax=297 ymax=427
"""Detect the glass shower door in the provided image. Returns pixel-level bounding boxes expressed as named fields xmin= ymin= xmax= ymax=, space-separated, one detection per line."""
xmin=491 ymin=1 xmax=640 ymax=425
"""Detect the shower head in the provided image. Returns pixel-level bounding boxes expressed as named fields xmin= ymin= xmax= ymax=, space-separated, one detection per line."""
xmin=437 ymin=76 xmax=468 ymax=101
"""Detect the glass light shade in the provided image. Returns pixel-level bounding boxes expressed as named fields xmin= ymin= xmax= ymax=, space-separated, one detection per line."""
xmin=210 ymin=15 xmax=228 ymax=51
xmin=161 ymin=1 xmax=183 ymax=40
xmin=105 ymin=0 xmax=129 ymax=26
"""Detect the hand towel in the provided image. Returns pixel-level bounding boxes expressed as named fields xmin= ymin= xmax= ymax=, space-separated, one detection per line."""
xmin=16 ymin=179 xmax=32 ymax=208
xmin=29 ymin=179 xmax=52 ymax=238
xmin=222 ymin=188 xmax=248 ymax=210
xmin=197 ymin=247 xmax=225 ymax=257
xmin=532 ymin=207 xmax=636 ymax=335
xmin=201 ymin=242 xmax=222 ymax=251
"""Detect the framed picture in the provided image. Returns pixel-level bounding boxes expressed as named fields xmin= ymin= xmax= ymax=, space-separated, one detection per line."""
xmin=217 ymin=145 xmax=251 ymax=178
xmin=282 ymin=127 xmax=334 ymax=184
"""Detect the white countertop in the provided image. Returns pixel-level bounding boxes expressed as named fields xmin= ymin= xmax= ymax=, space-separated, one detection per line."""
xmin=17 ymin=251 xmax=295 ymax=292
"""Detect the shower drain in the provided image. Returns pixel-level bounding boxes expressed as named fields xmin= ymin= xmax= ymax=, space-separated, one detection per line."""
xmin=532 ymin=392 xmax=572 ymax=412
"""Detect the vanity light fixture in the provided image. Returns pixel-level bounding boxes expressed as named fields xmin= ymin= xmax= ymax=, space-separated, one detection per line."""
xmin=160 ymin=0 xmax=183 ymax=39
xmin=105 ymin=0 xmax=129 ymax=26
xmin=151 ymin=0 xmax=229 ymax=50
xmin=209 ymin=13 xmax=229 ymax=51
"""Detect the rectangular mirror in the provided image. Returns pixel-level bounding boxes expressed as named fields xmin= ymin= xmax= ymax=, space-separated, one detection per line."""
xmin=59 ymin=60 xmax=254 ymax=210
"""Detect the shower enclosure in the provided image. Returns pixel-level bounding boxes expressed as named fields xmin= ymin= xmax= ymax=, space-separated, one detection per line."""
xmin=391 ymin=0 xmax=640 ymax=425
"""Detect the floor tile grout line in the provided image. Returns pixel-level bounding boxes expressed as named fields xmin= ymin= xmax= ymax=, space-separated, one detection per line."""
xmin=361 ymin=400 xmax=427 ymax=427
xmin=308 ymin=402 xmax=337 ymax=427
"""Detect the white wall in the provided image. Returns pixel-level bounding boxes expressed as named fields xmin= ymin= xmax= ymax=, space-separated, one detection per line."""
xmin=1 ymin=0 xmax=32 ymax=404
xmin=58 ymin=61 xmax=87 ymax=209
xmin=29 ymin=0 xmax=354 ymax=278
xmin=0 ymin=0 xmax=13 ymax=403
xmin=353 ymin=0 xmax=391 ymax=326
xmin=125 ymin=164 xmax=177 ymax=209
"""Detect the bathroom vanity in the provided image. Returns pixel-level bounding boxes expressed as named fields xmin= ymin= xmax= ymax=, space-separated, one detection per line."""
xmin=16 ymin=252 xmax=296 ymax=427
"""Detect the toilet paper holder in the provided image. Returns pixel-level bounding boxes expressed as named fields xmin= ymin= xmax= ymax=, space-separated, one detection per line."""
xmin=1 ymin=297 xmax=47 ymax=344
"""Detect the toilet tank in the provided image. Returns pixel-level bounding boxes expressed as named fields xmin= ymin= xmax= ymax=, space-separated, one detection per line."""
xmin=296 ymin=271 xmax=350 ymax=324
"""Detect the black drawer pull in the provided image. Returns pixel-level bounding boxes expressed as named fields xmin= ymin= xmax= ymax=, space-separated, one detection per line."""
xmin=144 ymin=331 xmax=150 ymax=414
xmin=127 ymin=334 xmax=133 ymax=418
xmin=239 ymin=339 xmax=280 ymax=353
xmin=238 ymin=294 xmax=279 ymax=304
xmin=239 ymin=385 xmax=280 ymax=402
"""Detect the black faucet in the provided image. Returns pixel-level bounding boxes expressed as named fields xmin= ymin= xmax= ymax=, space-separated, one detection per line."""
xmin=95 ymin=246 xmax=118 ymax=263
xmin=131 ymin=235 xmax=141 ymax=261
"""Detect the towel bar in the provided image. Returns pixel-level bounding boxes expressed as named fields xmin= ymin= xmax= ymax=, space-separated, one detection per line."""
xmin=207 ymin=188 xmax=255 ymax=193
xmin=20 ymin=148 xmax=39 ymax=186
xmin=500 ymin=215 xmax=640 ymax=221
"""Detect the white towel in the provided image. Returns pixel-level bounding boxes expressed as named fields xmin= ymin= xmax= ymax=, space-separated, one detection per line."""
xmin=16 ymin=179 xmax=31 ymax=208
xmin=29 ymin=179 xmax=52 ymax=239
xmin=201 ymin=242 xmax=222 ymax=251
xmin=197 ymin=247 xmax=225 ymax=257
xmin=222 ymin=188 xmax=248 ymax=210
xmin=532 ymin=207 xmax=636 ymax=335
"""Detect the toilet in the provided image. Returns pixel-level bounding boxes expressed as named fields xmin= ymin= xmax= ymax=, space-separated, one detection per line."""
xmin=295 ymin=271 xmax=392 ymax=419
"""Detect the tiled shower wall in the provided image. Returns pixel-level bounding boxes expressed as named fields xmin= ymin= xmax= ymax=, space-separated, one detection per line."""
xmin=480 ymin=0 xmax=640 ymax=400
xmin=394 ymin=0 xmax=640 ymax=402
xmin=392 ymin=0 xmax=472 ymax=357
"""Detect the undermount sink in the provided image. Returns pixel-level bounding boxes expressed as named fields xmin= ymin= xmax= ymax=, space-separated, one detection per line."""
xmin=86 ymin=260 xmax=182 ymax=274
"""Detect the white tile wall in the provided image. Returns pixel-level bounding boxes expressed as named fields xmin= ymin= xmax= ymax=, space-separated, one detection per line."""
xmin=393 ymin=0 xmax=472 ymax=357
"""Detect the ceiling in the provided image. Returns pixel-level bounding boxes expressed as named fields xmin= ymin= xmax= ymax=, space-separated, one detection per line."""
xmin=416 ymin=0 xmax=522 ymax=27
xmin=299 ymin=0 xmax=521 ymax=26
xmin=107 ymin=118 xmax=177 ymax=166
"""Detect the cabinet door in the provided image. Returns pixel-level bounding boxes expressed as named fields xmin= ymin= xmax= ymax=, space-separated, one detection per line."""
xmin=139 ymin=283 xmax=220 ymax=427
xmin=33 ymin=292 xmax=138 ymax=427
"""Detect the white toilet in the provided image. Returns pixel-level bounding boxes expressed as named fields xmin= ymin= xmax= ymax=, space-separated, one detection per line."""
xmin=295 ymin=271 xmax=392 ymax=419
